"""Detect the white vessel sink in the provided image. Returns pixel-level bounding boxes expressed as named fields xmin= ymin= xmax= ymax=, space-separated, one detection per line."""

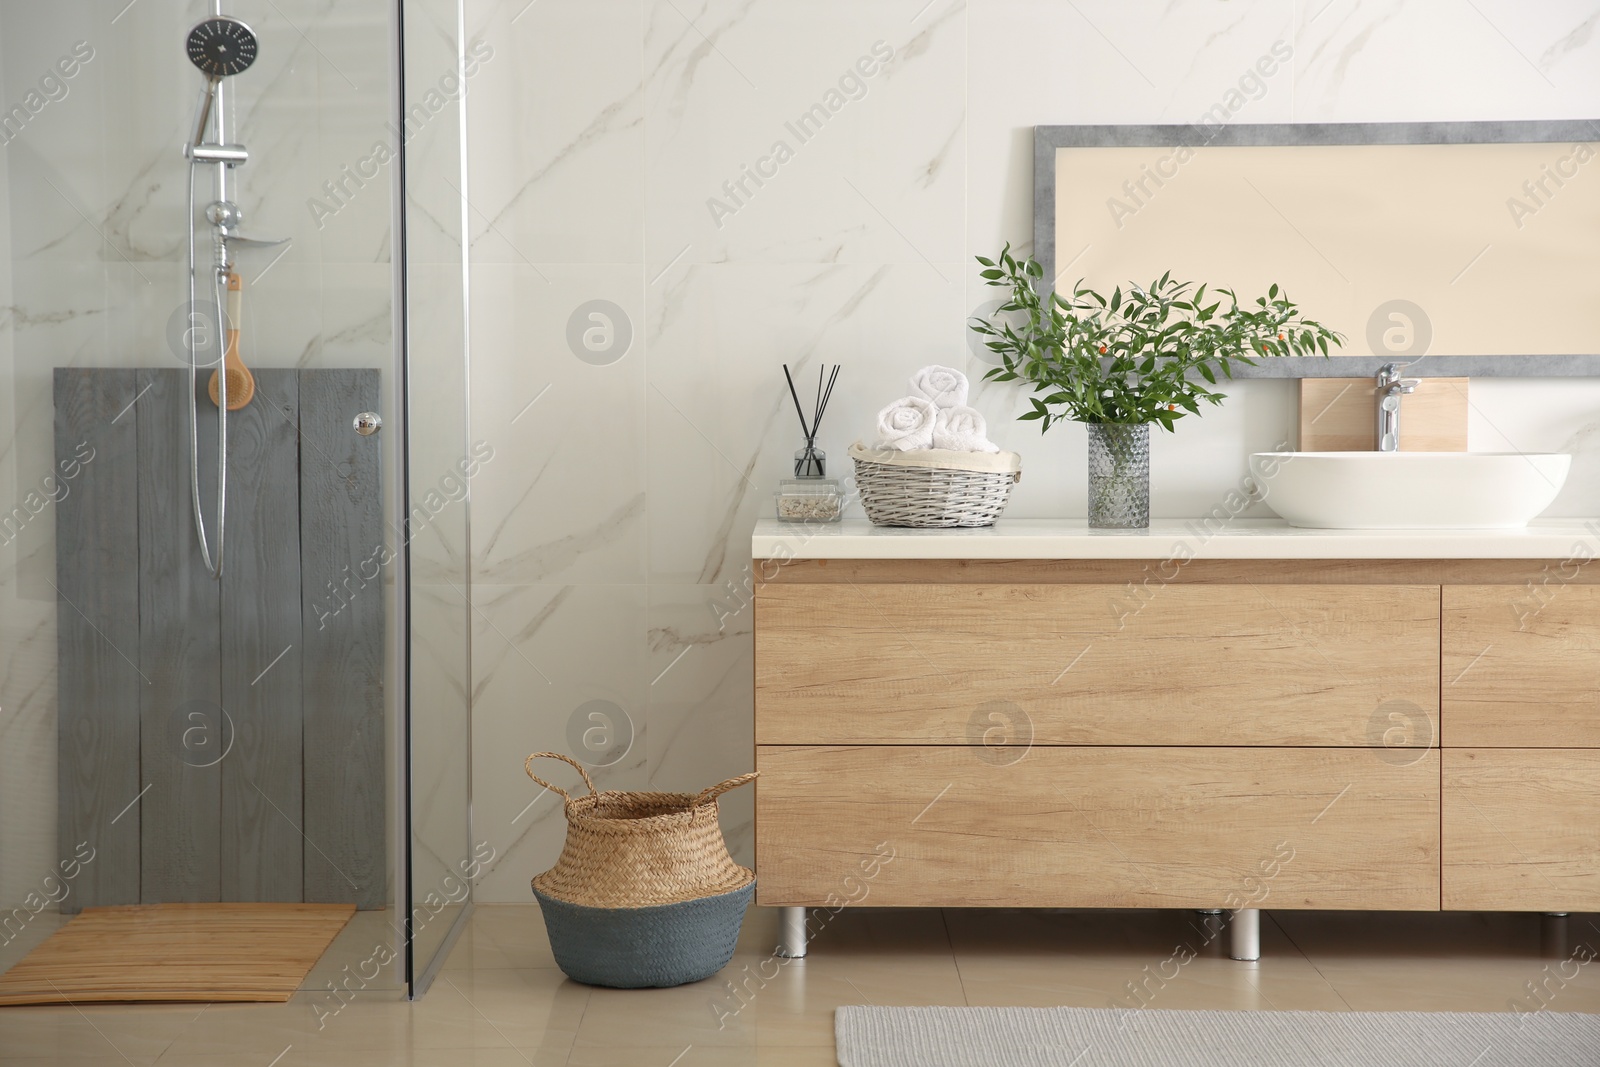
xmin=1250 ymin=451 xmax=1571 ymax=530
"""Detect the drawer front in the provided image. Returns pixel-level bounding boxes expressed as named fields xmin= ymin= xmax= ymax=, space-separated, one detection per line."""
xmin=755 ymin=745 xmax=1440 ymax=910
xmin=1443 ymin=749 xmax=1600 ymax=911
xmin=755 ymin=583 xmax=1440 ymax=747
xmin=1443 ymin=586 xmax=1600 ymax=747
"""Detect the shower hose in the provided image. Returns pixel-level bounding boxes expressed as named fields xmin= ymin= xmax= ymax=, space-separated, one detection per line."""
xmin=186 ymin=156 xmax=227 ymax=579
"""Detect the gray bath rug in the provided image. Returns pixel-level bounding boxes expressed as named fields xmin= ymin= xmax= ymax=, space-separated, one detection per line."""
xmin=835 ymin=1005 xmax=1600 ymax=1066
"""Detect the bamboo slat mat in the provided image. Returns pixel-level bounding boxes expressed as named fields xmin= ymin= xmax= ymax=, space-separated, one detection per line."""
xmin=0 ymin=902 xmax=355 ymax=1005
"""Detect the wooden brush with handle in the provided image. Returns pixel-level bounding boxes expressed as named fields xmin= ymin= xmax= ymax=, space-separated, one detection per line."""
xmin=208 ymin=270 xmax=256 ymax=410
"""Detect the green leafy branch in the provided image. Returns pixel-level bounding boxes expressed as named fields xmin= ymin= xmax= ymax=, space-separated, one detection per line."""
xmin=969 ymin=245 xmax=1343 ymax=432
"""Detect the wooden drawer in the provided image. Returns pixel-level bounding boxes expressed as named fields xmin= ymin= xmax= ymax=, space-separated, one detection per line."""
xmin=1443 ymin=586 xmax=1600 ymax=747
xmin=1443 ymin=749 xmax=1600 ymax=911
xmin=755 ymin=745 xmax=1440 ymax=910
xmin=755 ymin=583 xmax=1439 ymax=747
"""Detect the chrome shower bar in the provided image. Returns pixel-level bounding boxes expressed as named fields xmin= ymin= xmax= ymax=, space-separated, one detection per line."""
xmin=182 ymin=9 xmax=261 ymax=578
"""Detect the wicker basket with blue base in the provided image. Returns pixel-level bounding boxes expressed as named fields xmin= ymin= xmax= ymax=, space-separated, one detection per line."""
xmin=524 ymin=752 xmax=757 ymax=989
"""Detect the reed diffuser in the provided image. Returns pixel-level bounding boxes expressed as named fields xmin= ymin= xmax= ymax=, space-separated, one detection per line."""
xmin=785 ymin=363 xmax=838 ymax=476
xmin=775 ymin=363 xmax=845 ymax=523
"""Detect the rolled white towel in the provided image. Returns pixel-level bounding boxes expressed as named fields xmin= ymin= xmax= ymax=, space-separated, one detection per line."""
xmin=933 ymin=405 xmax=1001 ymax=453
xmin=908 ymin=365 xmax=969 ymax=409
xmin=875 ymin=396 xmax=938 ymax=451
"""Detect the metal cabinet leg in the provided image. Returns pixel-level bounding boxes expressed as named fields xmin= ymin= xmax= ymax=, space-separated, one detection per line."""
xmin=1543 ymin=912 xmax=1570 ymax=959
xmin=1230 ymin=908 xmax=1261 ymax=961
xmin=776 ymin=906 xmax=808 ymax=958
xmin=1194 ymin=909 xmax=1227 ymax=955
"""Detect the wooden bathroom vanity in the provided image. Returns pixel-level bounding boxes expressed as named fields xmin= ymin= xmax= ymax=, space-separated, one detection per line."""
xmin=750 ymin=518 xmax=1600 ymax=960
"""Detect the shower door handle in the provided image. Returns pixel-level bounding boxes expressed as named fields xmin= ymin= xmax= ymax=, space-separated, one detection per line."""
xmin=353 ymin=412 xmax=382 ymax=436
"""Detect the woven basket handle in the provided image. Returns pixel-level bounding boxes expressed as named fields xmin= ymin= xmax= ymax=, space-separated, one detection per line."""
xmin=693 ymin=771 xmax=758 ymax=807
xmin=524 ymin=752 xmax=598 ymax=801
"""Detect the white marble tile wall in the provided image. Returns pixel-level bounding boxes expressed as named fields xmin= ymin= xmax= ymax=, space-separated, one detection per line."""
xmin=461 ymin=0 xmax=1600 ymax=900
xmin=0 ymin=0 xmax=403 ymax=908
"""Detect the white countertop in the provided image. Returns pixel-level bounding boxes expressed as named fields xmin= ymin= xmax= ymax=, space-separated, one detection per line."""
xmin=751 ymin=518 xmax=1600 ymax=560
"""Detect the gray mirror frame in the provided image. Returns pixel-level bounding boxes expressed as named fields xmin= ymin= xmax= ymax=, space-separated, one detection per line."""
xmin=1034 ymin=121 xmax=1600 ymax=378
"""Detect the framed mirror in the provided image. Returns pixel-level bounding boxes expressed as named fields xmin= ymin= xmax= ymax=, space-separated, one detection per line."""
xmin=1035 ymin=121 xmax=1600 ymax=377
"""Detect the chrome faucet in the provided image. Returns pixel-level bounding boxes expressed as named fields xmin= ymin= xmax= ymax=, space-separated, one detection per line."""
xmin=1376 ymin=362 xmax=1420 ymax=452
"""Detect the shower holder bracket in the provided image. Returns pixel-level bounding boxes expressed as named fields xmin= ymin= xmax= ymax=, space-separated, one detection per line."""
xmin=187 ymin=143 xmax=249 ymax=165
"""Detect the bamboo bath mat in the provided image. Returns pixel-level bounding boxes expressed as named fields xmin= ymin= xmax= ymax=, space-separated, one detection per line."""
xmin=0 ymin=902 xmax=355 ymax=1005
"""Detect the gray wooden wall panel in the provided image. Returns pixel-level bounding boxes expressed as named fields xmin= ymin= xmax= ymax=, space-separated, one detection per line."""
xmin=136 ymin=369 xmax=222 ymax=903
xmin=299 ymin=369 xmax=385 ymax=908
xmin=219 ymin=370 xmax=303 ymax=902
xmin=56 ymin=367 xmax=385 ymax=910
xmin=53 ymin=368 xmax=143 ymax=912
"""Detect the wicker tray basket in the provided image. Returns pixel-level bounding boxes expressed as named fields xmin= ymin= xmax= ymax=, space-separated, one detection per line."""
xmin=524 ymin=752 xmax=756 ymax=988
xmin=849 ymin=441 xmax=1022 ymax=528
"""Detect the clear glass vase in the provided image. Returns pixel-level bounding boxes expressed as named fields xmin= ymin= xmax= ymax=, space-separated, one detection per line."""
xmin=1086 ymin=422 xmax=1150 ymax=529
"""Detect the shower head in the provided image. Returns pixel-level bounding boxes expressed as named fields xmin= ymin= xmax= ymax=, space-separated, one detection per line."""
xmin=184 ymin=16 xmax=257 ymax=156
xmin=185 ymin=16 xmax=258 ymax=78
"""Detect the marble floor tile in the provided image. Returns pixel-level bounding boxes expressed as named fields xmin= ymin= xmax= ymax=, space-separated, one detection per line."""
xmin=944 ymin=907 xmax=1294 ymax=963
xmin=1308 ymin=957 xmax=1600 ymax=1015
xmin=565 ymin=1047 xmax=838 ymax=1067
xmin=445 ymin=902 xmax=562 ymax=971
xmin=0 ymin=1001 xmax=201 ymax=1062
xmin=2 ymin=904 xmax=1595 ymax=1066
xmin=1269 ymin=909 xmax=1589 ymax=961
xmin=155 ymin=1049 xmax=568 ymax=1067
xmin=572 ymin=954 xmax=967 ymax=1050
